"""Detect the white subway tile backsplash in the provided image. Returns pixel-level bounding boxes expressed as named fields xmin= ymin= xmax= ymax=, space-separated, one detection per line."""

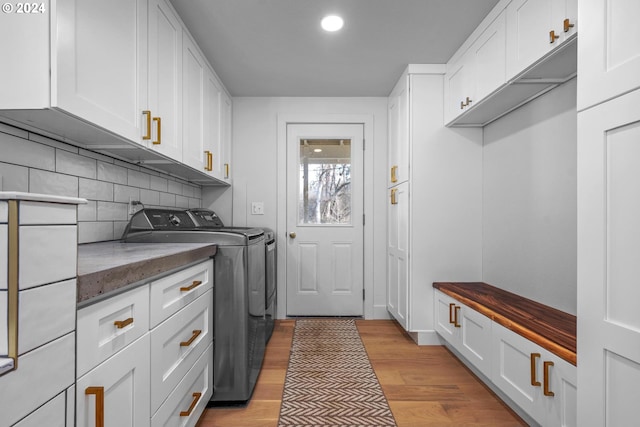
xmin=176 ymin=195 xmax=190 ymax=208
xmin=168 ymin=180 xmax=183 ymax=195
xmin=140 ymin=189 xmax=160 ymax=206
xmin=0 ymin=132 xmax=55 ymax=171
xmin=29 ymin=133 xmax=79 ymax=153
xmin=78 ymin=221 xmax=114 ymax=243
xmin=114 ymin=184 xmax=140 ymax=203
xmin=159 ymin=192 xmax=176 ymax=207
xmin=0 ymin=162 xmax=29 ymax=192
xmin=2 ymin=125 xmax=203 ymax=243
xmin=29 ymin=169 xmax=79 ymax=198
xmin=79 ymin=178 xmax=114 ymax=201
xmin=97 ymin=201 xmax=128 ymax=221
xmin=97 ymin=161 xmax=128 ymax=185
xmin=150 ymin=175 xmax=168 ymax=192
xmin=127 ymin=169 xmax=150 ymax=189
xmin=78 ymin=201 xmax=97 ymax=221
xmin=56 ymin=150 xmax=97 ymax=179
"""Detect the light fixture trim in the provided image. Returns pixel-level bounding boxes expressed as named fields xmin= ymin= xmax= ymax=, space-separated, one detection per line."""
xmin=321 ymin=15 xmax=344 ymax=32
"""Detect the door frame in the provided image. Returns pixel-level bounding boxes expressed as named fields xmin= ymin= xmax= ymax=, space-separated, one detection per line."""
xmin=277 ymin=114 xmax=375 ymax=319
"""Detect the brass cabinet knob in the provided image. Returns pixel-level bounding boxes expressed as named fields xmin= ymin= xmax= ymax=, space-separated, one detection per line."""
xmin=289 ymin=232 xmax=296 ymax=238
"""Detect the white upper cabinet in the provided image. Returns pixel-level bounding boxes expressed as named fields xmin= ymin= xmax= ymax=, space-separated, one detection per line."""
xmin=220 ymin=91 xmax=233 ymax=182
xmin=204 ymin=71 xmax=222 ymax=180
xmin=148 ymin=0 xmax=183 ymax=160
xmin=506 ymin=0 xmax=577 ymax=80
xmin=182 ymin=33 xmax=206 ymax=170
xmin=387 ymin=77 xmax=409 ymax=187
xmin=55 ymin=0 xmax=148 ymax=144
xmin=577 ymin=0 xmax=640 ymax=110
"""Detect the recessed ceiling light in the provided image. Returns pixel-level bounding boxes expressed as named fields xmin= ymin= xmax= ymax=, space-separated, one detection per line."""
xmin=313 ymin=148 xmax=323 ymax=153
xmin=321 ymin=15 xmax=344 ymax=32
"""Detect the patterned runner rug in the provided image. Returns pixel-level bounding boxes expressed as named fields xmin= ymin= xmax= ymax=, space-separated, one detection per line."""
xmin=278 ymin=319 xmax=397 ymax=427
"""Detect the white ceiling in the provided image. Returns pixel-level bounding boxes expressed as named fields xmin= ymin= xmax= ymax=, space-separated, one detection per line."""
xmin=169 ymin=0 xmax=501 ymax=97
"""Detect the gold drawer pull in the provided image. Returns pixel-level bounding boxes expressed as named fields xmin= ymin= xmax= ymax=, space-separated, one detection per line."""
xmin=204 ymin=151 xmax=213 ymax=171
xmin=390 ymin=188 xmax=398 ymax=205
xmin=543 ymin=361 xmax=555 ymax=396
xmin=563 ymin=18 xmax=574 ymax=32
xmin=449 ymin=303 xmax=456 ymax=324
xmin=390 ymin=165 xmax=398 ymax=183
xmin=180 ymin=392 xmax=202 ymax=416
xmin=114 ymin=317 xmax=134 ymax=329
xmin=453 ymin=305 xmax=461 ymax=328
xmin=224 ymin=163 xmax=230 ymax=178
xmin=530 ymin=353 xmax=541 ymax=386
xmin=180 ymin=280 xmax=203 ymax=292
xmin=153 ymin=116 xmax=162 ymax=144
xmin=180 ymin=329 xmax=202 ymax=347
xmin=85 ymin=386 xmax=105 ymax=427
xmin=142 ymin=110 xmax=152 ymax=140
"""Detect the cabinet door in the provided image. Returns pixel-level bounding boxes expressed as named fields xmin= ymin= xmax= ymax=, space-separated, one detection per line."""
xmin=220 ymin=91 xmax=233 ymax=181
xmin=182 ymin=33 xmax=206 ymax=171
xmin=577 ymin=0 xmax=640 ymax=110
xmin=204 ymin=71 xmax=222 ymax=180
xmin=577 ymin=89 xmax=640 ymax=426
xmin=434 ymin=290 xmax=460 ymax=345
xmin=387 ymin=77 xmax=409 ymax=186
xmin=148 ymin=0 xmax=182 ymax=160
xmin=491 ymin=323 xmax=546 ymax=425
xmin=506 ymin=0 xmax=555 ymax=79
xmin=472 ymin=10 xmax=506 ymax=102
xmin=458 ymin=305 xmax=492 ymax=376
xmin=55 ymin=0 xmax=148 ymax=144
xmin=542 ymin=349 xmax=577 ymax=427
xmin=444 ymin=52 xmax=475 ymax=124
xmin=387 ymin=182 xmax=409 ymax=329
xmin=77 ymin=334 xmax=150 ymax=427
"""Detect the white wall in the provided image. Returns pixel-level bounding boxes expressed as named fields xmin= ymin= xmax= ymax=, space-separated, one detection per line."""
xmin=482 ymin=78 xmax=577 ymax=314
xmin=230 ymin=97 xmax=389 ymax=319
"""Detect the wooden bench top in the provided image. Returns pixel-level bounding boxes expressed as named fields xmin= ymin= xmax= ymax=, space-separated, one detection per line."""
xmin=433 ymin=282 xmax=577 ymax=366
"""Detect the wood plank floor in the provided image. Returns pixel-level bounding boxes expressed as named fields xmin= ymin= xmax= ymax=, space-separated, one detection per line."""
xmin=196 ymin=319 xmax=526 ymax=427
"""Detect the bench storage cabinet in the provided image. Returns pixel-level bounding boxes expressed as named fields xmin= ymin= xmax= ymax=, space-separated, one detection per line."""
xmin=434 ymin=282 xmax=577 ymax=427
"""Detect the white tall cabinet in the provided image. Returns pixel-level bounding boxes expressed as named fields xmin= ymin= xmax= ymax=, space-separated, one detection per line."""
xmin=386 ymin=67 xmax=482 ymax=343
xmin=577 ymin=0 xmax=640 ymax=425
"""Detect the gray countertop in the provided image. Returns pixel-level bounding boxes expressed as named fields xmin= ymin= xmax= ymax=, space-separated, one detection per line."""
xmin=77 ymin=241 xmax=217 ymax=304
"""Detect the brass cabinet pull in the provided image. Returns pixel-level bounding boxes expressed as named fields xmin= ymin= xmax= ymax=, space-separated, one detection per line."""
xmin=114 ymin=317 xmax=134 ymax=329
xmin=142 ymin=110 xmax=152 ymax=140
xmin=180 ymin=329 xmax=202 ymax=347
xmin=224 ymin=163 xmax=230 ymax=178
xmin=530 ymin=353 xmax=541 ymax=386
xmin=449 ymin=303 xmax=456 ymax=324
xmin=204 ymin=151 xmax=213 ymax=171
xmin=549 ymin=30 xmax=560 ymax=43
xmin=180 ymin=280 xmax=203 ymax=292
xmin=390 ymin=165 xmax=398 ymax=183
xmin=390 ymin=188 xmax=398 ymax=205
xmin=465 ymin=96 xmax=472 ymax=106
xmin=7 ymin=200 xmax=19 ymax=371
xmin=453 ymin=306 xmax=461 ymax=328
xmin=179 ymin=392 xmax=202 ymax=416
xmin=85 ymin=386 xmax=105 ymax=427
xmin=563 ymin=18 xmax=574 ymax=32
xmin=460 ymin=100 xmax=465 ymax=110
xmin=543 ymin=361 xmax=555 ymax=396
xmin=153 ymin=117 xmax=162 ymax=144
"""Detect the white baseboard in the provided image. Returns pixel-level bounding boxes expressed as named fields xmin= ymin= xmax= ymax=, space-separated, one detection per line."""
xmin=407 ymin=330 xmax=441 ymax=345
xmin=371 ymin=305 xmax=393 ymax=320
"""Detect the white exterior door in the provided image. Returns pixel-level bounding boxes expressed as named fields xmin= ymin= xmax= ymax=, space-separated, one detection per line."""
xmin=577 ymin=89 xmax=640 ymax=426
xmin=286 ymin=123 xmax=364 ymax=316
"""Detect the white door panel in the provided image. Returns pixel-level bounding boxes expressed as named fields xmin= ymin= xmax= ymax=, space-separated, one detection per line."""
xmin=286 ymin=123 xmax=364 ymax=316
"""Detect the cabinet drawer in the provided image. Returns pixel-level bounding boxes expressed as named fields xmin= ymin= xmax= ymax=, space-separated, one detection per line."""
xmin=77 ymin=284 xmax=150 ymax=377
xmin=150 ymin=260 xmax=213 ymax=328
xmin=150 ymin=289 xmax=212 ymax=413
xmin=152 ymin=343 xmax=213 ymax=427
xmin=19 ymin=201 xmax=77 ymax=225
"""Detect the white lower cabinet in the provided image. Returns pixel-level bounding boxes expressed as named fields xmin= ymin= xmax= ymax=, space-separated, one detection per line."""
xmin=76 ymin=259 xmax=214 ymax=427
xmin=76 ymin=334 xmax=151 ymax=427
xmin=435 ymin=290 xmax=576 ymax=426
xmin=152 ymin=343 xmax=213 ymax=427
xmin=434 ymin=290 xmax=492 ymax=376
xmin=491 ymin=322 xmax=576 ymax=427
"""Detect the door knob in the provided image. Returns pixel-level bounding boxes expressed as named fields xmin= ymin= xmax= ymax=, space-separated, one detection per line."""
xmin=289 ymin=232 xmax=296 ymax=238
